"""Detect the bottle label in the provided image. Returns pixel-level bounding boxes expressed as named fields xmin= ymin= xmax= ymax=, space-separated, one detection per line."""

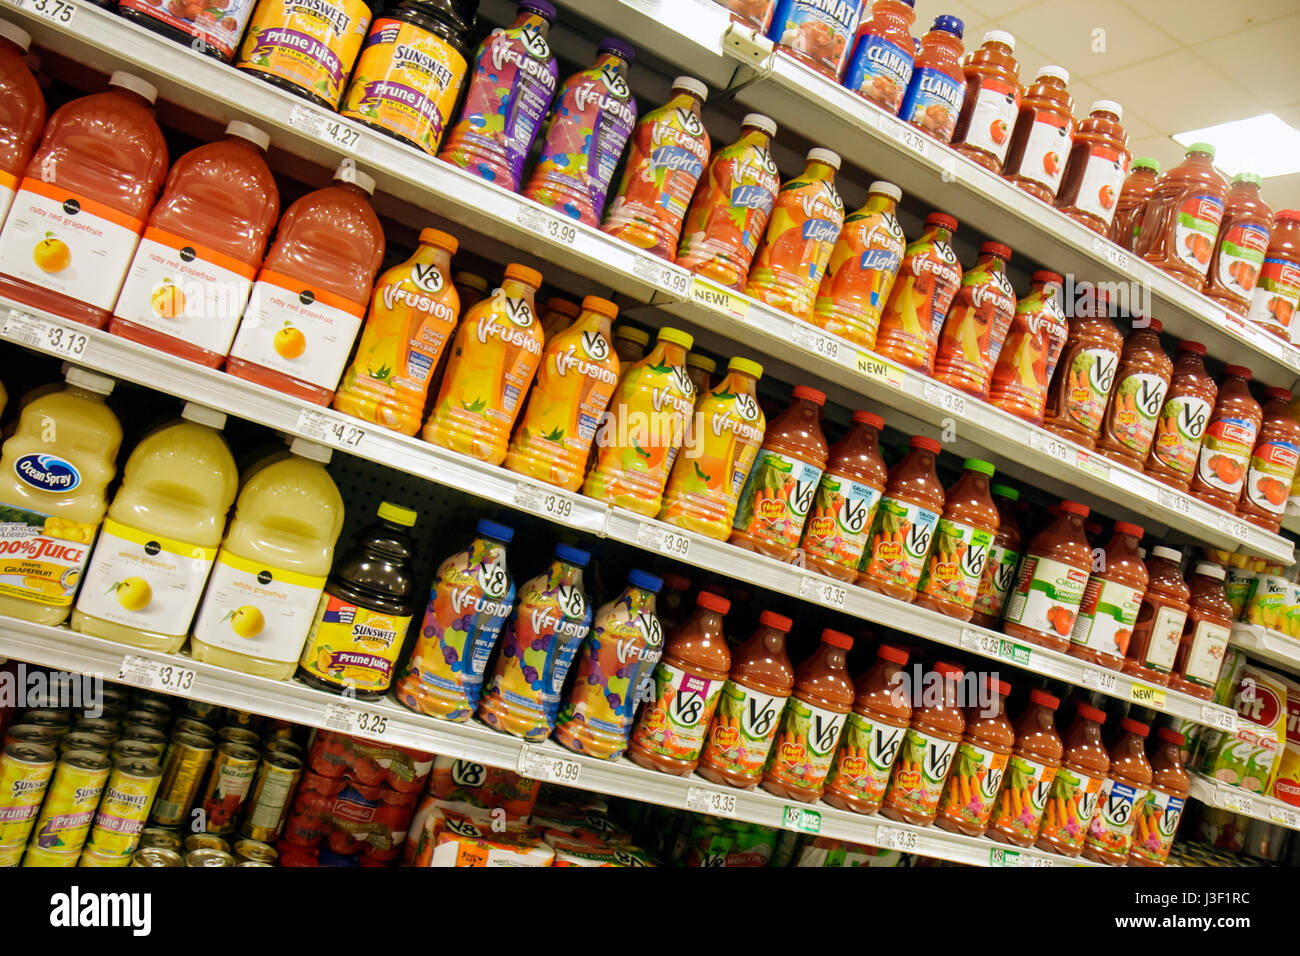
xmin=704 ymin=681 xmax=788 ymax=780
xmin=1195 ymin=415 xmax=1259 ymax=496
xmin=1247 ymin=257 xmax=1300 ymax=337
xmin=1070 ymin=577 xmax=1143 ymax=659
xmin=768 ymin=0 xmax=859 ymax=78
xmin=1151 ymin=394 xmax=1211 ymax=477
xmin=800 ymin=473 xmax=882 ymax=572
xmin=826 ymin=712 xmax=906 ymax=805
xmin=676 ymin=141 xmax=781 ymax=285
xmin=190 ymin=550 xmax=327 ymax=664
xmin=972 ymin=542 xmax=1020 ymax=620
xmin=229 ymin=271 xmax=367 ymax=391
xmin=631 ymin=662 xmax=724 ymax=762
xmin=0 ymin=169 xmax=16 ymax=227
xmin=731 ymin=448 xmax=824 ymax=551
xmin=1173 ymin=194 xmax=1226 ymax=276
xmin=1131 ymin=790 xmax=1185 ymax=864
xmin=299 ymin=593 xmax=413 ymax=692
xmin=1002 ymin=554 xmax=1090 ymax=637
xmin=993 ymin=755 xmax=1057 ymax=841
xmin=898 ymin=66 xmax=964 ymax=143
xmin=1109 ymin=371 xmax=1168 ymax=456
xmin=764 ymin=697 xmax=846 ymax=791
xmin=75 ymin=518 xmax=217 ymax=638
xmin=1037 ymin=767 xmax=1104 ymax=851
xmin=118 ymin=0 xmax=257 ymax=60
xmin=1182 ymin=618 xmax=1230 ymax=687
xmin=1015 ymin=112 xmax=1072 ymax=195
xmin=861 ymin=497 xmax=940 ymax=592
xmin=236 ymin=0 xmax=372 ymax=108
xmin=1070 ymin=147 xmax=1129 ymax=225
xmin=1064 ymin=346 xmax=1120 ymax=435
xmin=959 ymin=78 xmax=1018 ymax=164
xmin=884 ymin=727 xmax=957 ymax=817
xmin=843 ymin=33 xmax=913 ymax=114
xmin=1142 ymin=604 xmax=1187 ymax=672
xmin=1244 ymin=439 xmax=1299 ymax=515
xmin=812 ymin=207 xmax=905 ymax=342
xmin=0 ymin=178 xmax=144 ymax=311
xmin=936 ymin=741 xmax=1009 ymax=830
xmin=1215 ymin=222 xmax=1269 ymax=293
xmin=916 ymin=517 xmax=994 ymax=610
xmin=1086 ymin=778 xmax=1148 ymax=858
xmin=0 ymin=504 xmax=96 ymax=609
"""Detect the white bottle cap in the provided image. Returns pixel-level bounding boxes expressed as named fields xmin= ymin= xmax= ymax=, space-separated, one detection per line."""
xmin=109 ymin=71 xmax=158 ymax=104
xmin=807 ymin=147 xmax=840 ymax=170
xmin=1193 ymin=561 xmax=1225 ymax=580
xmin=672 ymin=76 xmax=708 ymax=101
xmin=0 ymin=20 xmax=32 ymax=53
xmin=64 ymin=366 xmax=115 ymax=396
xmin=868 ymin=180 xmax=902 ymax=202
xmin=226 ymin=121 xmax=271 ymax=152
xmin=1151 ymin=545 xmax=1183 ymax=563
xmin=334 ymin=161 xmax=375 ymax=196
xmin=983 ymin=30 xmax=1014 ymax=50
xmin=181 ymin=402 xmax=228 ymax=429
xmin=741 ymin=113 xmax=777 ymax=137
xmin=1091 ymin=99 xmax=1123 ymax=119
xmin=289 ymin=437 xmax=332 ymax=463
xmin=1036 ymin=65 xmax=1070 ymax=84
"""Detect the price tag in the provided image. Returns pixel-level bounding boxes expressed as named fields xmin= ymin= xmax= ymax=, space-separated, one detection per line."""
xmin=1029 ymin=429 xmax=1072 ymax=464
xmin=1157 ymin=488 xmax=1192 ymax=517
xmin=1202 ymin=704 xmax=1237 ymax=732
xmin=516 ymin=205 xmax=577 ymax=247
xmin=790 ymin=322 xmax=842 ymax=362
xmin=1129 ymin=682 xmax=1166 ymax=709
xmin=636 ymin=521 xmax=692 ymax=560
xmin=782 ymin=805 xmax=821 ymax=833
xmin=295 ymin=409 xmax=366 ymax=450
xmin=989 ymin=846 xmax=1021 ymax=867
xmin=632 ymin=256 xmax=691 ymax=298
xmin=855 ymin=351 xmax=906 ymax=389
xmin=287 ymin=105 xmax=362 ymax=152
xmin=2 ymin=310 xmax=89 ymax=358
xmin=517 ymin=745 xmax=582 ymax=784
xmin=1284 ymin=345 xmax=1300 ymax=370
xmin=1082 ymin=667 xmax=1118 ymax=693
xmin=321 ymin=702 xmax=389 ymax=737
xmin=922 ymin=381 xmax=966 ymax=417
xmin=1076 ymin=450 xmax=1110 ymax=480
xmin=1269 ymin=805 xmax=1299 ymax=830
xmin=1218 ymin=514 xmax=1251 ymax=543
xmin=22 ymin=0 xmax=76 ymax=23
xmin=691 ymin=278 xmax=750 ymax=322
xmin=799 ymin=574 xmax=847 ymax=609
xmin=117 ymin=655 xmax=197 ymax=694
xmin=891 ymin=123 xmax=928 ymax=157
xmin=1090 ymin=236 xmax=1129 ymax=272
xmin=876 ymin=825 xmax=919 ymax=851
xmin=960 ymin=629 xmax=1030 ymax=666
xmin=513 ymin=483 xmax=576 ymax=522
xmin=1221 ymin=789 xmax=1254 ymax=816
xmin=685 ymin=786 xmax=738 ymax=818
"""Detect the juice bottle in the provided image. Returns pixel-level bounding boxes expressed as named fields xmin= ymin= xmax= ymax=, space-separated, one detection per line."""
xmin=675 ymin=114 xmax=781 ymax=291
xmin=504 ymin=294 xmax=621 ymax=490
xmin=897 ymin=16 xmax=966 ymax=144
xmin=1247 ymin=210 xmax=1300 ymax=340
xmin=914 ymin=458 xmax=999 ymax=622
xmin=656 ymin=572 xmax=692 ymax=633
xmin=1108 ymin=158 xmax=1159 ymax=250
xmin=1122 ymin=545 xmax=1189 ymax=686
xmin=110 ymin=123 xmax=281 ymax=369
xmin=935 ymin=677 xmax=1014 ymax=837
xmin=226 ymin=163 xmax=386 ymax=406
xmin=765 ymin=0 xmax=860 ymax=80
xmin=716 ymin=0 xmax=776 ymax=32
xmin=698 ymin=611 xmax=794 ymax=789
xmin=454 ymin=271 xmax=487 ymax=310
xmin=761 ymin=629 xmax=854 ymax=803
xmin=730 ymin=386 xmax=828 ymax=561
xmin=628 ymin=591 xmax=732 ymax=776
xmin=612 ymin=324 xmax=649 ymax=367
xmin=1145 ymin=341 xmax=1216 ymax=491
xmin=119 ymin=0 xmax=258 ymax=62
xmin=1035 ymin=701 xmax=1109 ymax=857
xmin=439 ymin=0 xmax=559 ymax=193
xmin=1083 ymin=717 xmax=1152 ymax=865
xmin=744 ymin=148 xmax=844 ymax=319
xmin=1168 ymin=562 xmax=1232 ymax=700
xmin=0 ymin=21 xmax=45 ymax=228
xmin=1239 ymin=387 xmax=1300 ymax=531
xmin=989 ymin=690 xmax=1062 ymax=846
xmin=554 ymin=570 xmax=664 ymax=761
xmin=823 ymin=643 xmax=911 ymax=815
xmin=856 ymin=435 xmax=944 ymax=602
xmin=1128 ymin=727 xmax=1189 ymax=867
xmin=931 ymin=241 xmax=1017 ymax=398
xmin=873 ymin=212 xmax=962 ymax=371
xmin=1188 ymin=365 xmax=1261 ymax=513
xmin=423 ymin=264 xmax=545 ymax=465
xmin=538 ymin=297 xmax=580 ymax=342
xmin=842 ymin=0 xmax=915 ymax=116
xmin=1042 ymin=295 xmax=1123 ymax=448
xmin=1069 ymin=522 xmax=1147 ymax=671
xmin=0 ymin=73 xmax=168 ymax=330
xmin=1054 ymin=101 xmax=1131 ymax=235
xmin=1002 ymin=500 xmax=1092 ymax=653
xmin=235 ymin=0 xmax=374 ymax=110
xmin=1001 ymin=66 xmax=1073 ymax=203
xmin=582 ymin=327 xmax=696 ymax=517
xmin=880 ymin=661 xmax=965 ymax=825
xmin=1203 ymin=173 xmax=1272 ymax=316
xmin=810 ymin=180 xmax=905 ymax=349
xmin=685 ymin=353 xmax=716 ymax=397
xmin=478 ymin=543 xmax=592 ymax=741
xmin=189 ymin=439 xmax=344 ymax=680
xmin=393 ymin=520 xmax=516 ymax=721
xmin=522 ymin=38 xmax=638 ymax=227
xmin=1135 ymin=143 xmax=1229 ymax=289
xmin=602 ymin=76 xmax=712 ymax=260
xmin=333 ymin=229 xmax=461 ymax=435
xmin=970 ymin=484 xmax=1022 ymax=629
xmin=1095 ymin=318 xmax=1172 ymax=470
xmin=950 ymin=31 xmax=1020 ymax=173
xmin=659 ymin=357 xmax=766 ymax=540
xmin=800 ymin=410 xmax=888 ymax=582
xmin=0 ymin=367 xmax=121 ymax=626
xmin=987 ymin=271 xmax=1069 ymax=425
xmin=72 ymin=404 xmax=237 ymax=653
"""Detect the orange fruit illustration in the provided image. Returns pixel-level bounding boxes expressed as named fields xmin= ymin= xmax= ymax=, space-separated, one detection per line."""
xmin=150 ymin=280 xmax=185 ymax=319
xmin=990 ymin=120 xmax=1007 ymax=145
xmin=273 ymin=324 xmax=306 ymax=359
xmin=32 ymin=236 xmax=70 ymax=273
xmin=1099 ymin=185 xmax=1116 ymax=210
xmin=1043 ymin=152 xmax=1060 ymax=176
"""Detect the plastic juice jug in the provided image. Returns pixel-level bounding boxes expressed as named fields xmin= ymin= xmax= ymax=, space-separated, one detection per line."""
xmin=539 ymin=297 xmax=580 ymax=341
xmin=744 ymin=148 xmax=844 ymax=319
xmin=1083 ymin=717 xmax=1152 ymax=865
xmin=297 ymin=501 xmax=418 ymax=698
xmin=873 ymin=212 xmax=961 ymax=371
xmin=0 ymin=73 xmax=167 ymax=330
xmin=1001 ymin=66 xmax=1073 ymax=203
xmin=1042 ymin=297 xmax=1123 ymax=448
xmin=1144 ymin=341 xmax=1215 ymax=491
xmin=1239 ymin=387 xmax=1300 ymax=531
xmin=898 ymin=16 xmax=965 ymax=144
xmin=675 ymin=113 xmax=781 ymax=291
xmin=505 ymin=295 xmax=620 ymax=490
xmin=1168 ymin=562 xmax=1232 ymax=700
xmin=478 ymin=543 xmax=592 ymax=741
xmin=439 ymin=0 xmax=559 ymax=192
xmin=823 ymin=643 xmax=911 ymax=815
xmin=810 ymin=180 xmax=905 ymax=349
xmin=226 ymin=163 xmax=386 ymax=406
xmin=1002 ymin=500 xmax=1092 ymax=653
xmin=110 ymin=123 xmax=280 ymax=368
xmin=235 ymin=0 xmax=374 ymax=109
xmin=333 ymin=228 xmax=461 ymax=435
xmin=989 ymin=690 xmax=1062 ymax=846
xmin=881 ymin=660 xmax=965 ymax=825
xmin=1188 ymin=364 xmax=1260 ymax=513
xmin=950 ymin=31 xmax=1019 ymax=173
xmin=970 ymin=484 xmax=1022 ymax=628
xmin=659 ymin=357 xmax=766 ymax=540
xmin=1109 ymin=158 xmax=1159 ymax=250
xmin=393 ymin=519 xmax=515 ymax=721
xmin=1121 ymin=546 xmax=1189 ymax=686
xmin=931 ymin=241 xmax=1017 ymax=398
xmin=842 ymin=0 xmax=915 ymax=115
xmin=716 ymin=0 xmax=776 ymax=32
xmin=582 ymin=326 xmax=695 ymax=517
xmin=1203 ymin=173 xmax=1272 ymax=316
xmin=730 ymin=386 xmax=828 ymax=560
xmin=612 ymin=323 xmax=649 ymax=367
xmin=935 ymin=676 xmax=1013 ymax=837
xmin=1095 ymin=318 xmax=1172 ymax=470
xmin=1055 ymin=101 xmax=1130 ymax=235
xmin=602 ymin=76 xmax=712 ymax=261
xmin=0 ymin=367 xmax=121 ymax=625
xmin=189 ymin=439 xmax=344 ymax=680
xmin=0 ymin=21 xmax=45 ymax=228
xmin=685 ymin=353 xmax=716 ymax=397
xmin=522 ymin=38 xmax=638 ymax=227
xmin=761 ymin=628 xmax=854 ymax=803
xmin=72 ymin=404 xmax=236 ymax=652
xmin=454 ymin=271 xmax=487 ymax=309
xmin=1069 ymin=522 xmax=1147 ymax=671
xmin=554 ymin=569 xmax=664 ymax=760
xmin=1136 ymin=143 xmax=1228 ymax=289
xmin=857 ymin=435 xmax=944 ymax=602
xmin=655 ymin=572 xmax=692 ymax=633
xmin=914 ymin=458 xmax=999 ymax=622
xmin=987 ymin=270 xmax=1069 ymax=425
xmin=800 ymin=410 xmax=888 ymax=582
xmin=1035 ymin=701 xmax=1109 ymax=857
xmin=423 ymin=263 xmax=545 ymax=465
xmin=766 ymin=0 xmax=860 ymax=80
xmin=1248 ymin=210 xmax=1300 ymax=340
xmin=1129 ymin=727 xmax=1189 ymax=867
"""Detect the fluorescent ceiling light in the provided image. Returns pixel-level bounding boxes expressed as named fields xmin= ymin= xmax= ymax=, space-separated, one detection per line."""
xmin=1173 ymin=114 xmax=1300 ymax=179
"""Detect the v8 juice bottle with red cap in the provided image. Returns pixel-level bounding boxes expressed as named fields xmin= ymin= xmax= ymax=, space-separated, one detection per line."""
xmin=0 ymin=20 xmax=44 ymax=227
xmin=1036 ymin=701 xmax=1109 ymax=857
xmin=1055 ymin=101 xmax=1130 ymax=236
xmin=987 ymin=271 xmax=1069 ymax=425
xmin=1121 ymin=546 xmax=1188 ymax=686
xmin=989 ymin=690 xmax=1062 ymax=847
xmin=1239 ymin=388 xmax=1300 ymax=532
xmin=1069 ymin=522 xmax=1147 ymax=671
xmin=970 ymin=484 xmax=1022 ymax=629
xmin=1129 ymin=727 xmax=1189 ymax=867
xmin=1145 ymin=340 xmax=1215 ymax=491
xmin=236 ymin=0 xmax=375 ymax=109
xmin=1042 ymin=292 xmax=1124 ymax=449
xmin=914 ymin=459 xmax=999 ymax=623
xmin=873 ymin=212 xmax=962 ymax=371
xmin=1109 ymin=158 xmax=1159 ymax=251
xmin=1203 ymin=173 xmax=1272 ymax=316
xmin=1168 ymin=562 xmax=1233 ymax=700
xmin=800 ymin=410 xmax=888 ymax=582
xmin=765 ymin=0 xmax=860 ymax=80
xmin=1095 ymin=318 xmax=1172 ymax=470
xmin=1136 ymin=143 xmax=1228 ymax=290
xmin=823 ymin=643 xmax=911 ymax=815
xmin=881 ymin=661 xmax=964 ymax=826
xmin=935 ymin=677 xmax=1013 ymax=837
xmin=950 ymin=31 xmax=1019 ymax=173
xmin=842 ymin=0 xmax=915 ymax=116
xmin=1002 ymin=500 xmax=1092 ymax=653
xmin=898 ymin=16 xmax=965 ymax=144
xmin=1084 ymin=717 xmax=1152 ymax=865
xmin=857 ymin=435 xmax=944 ymax=602
xmin=1248 ymin=210 xmax=1300 ymax=340
xmin=1001 ymin=66 xmax=1073 ymax=204
xmin=1188 ymin=364 xmax=1261 ymax=513
xmin=931 ymin=241 xmax=1017 ymax=399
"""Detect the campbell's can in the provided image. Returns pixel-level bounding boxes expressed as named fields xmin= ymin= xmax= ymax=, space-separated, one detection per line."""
xmin=0 ymin=742 xmax=56 ymax=847
xmin=200 ymin=742 xmax=260 ymax=834
xmin=85 ymin=757 xmax=163 ymax=858
xmin=27 ymin=750 xmax=110 ymax=856
xmin=240 ymin=752 xmax=302 ymax=841
xmin=150 ymin=733 xmax=214 ymax=828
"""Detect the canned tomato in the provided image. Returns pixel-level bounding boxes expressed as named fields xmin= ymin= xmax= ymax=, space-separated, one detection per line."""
xmin=184 ymin=832 xmax=230 ymax=854
xmin=173 ymin=719 xmax=217 ymax=740
xmin=111 ymin=740 xmax=164 ymax=763
xmin=58 ymin=732 xmax=112 ymax=755
xmin=28 ymin=749 xmax=110 ymax=854
xmin=234 ymin=838 xmax=278 ymax=864
xmin=200 ymin=742 xmax=260 ymax=834
xmin=150 ymin=733 xmax=214 ymax=828
xmin=139 ymin=827 xmax=183 ymax=851
xmin=187 ymin=848 xmax=235 ymax=867
xmin=240 ymin=752 xmax=302 ymax=842
xmin=217 ymin=726 xmax=260 ymax=748
xmin=22 ymin=844 xmax=80 ymax=867
xmin=131 ymin=846 xmax=184 ymax=867
xmin=0 ymin=742 xmax=56 ymax=847
xmin=73 ymin=718 xmax=121 ymax=742
xmin=86 ymin=757 xmax=162 ymax=858
xmin=78 ymin=846 xmax=132 ymax=867
xmin=3 ymin=724 xmax=58 ymax=749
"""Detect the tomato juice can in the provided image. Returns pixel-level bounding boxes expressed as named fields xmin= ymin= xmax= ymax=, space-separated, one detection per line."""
xmin=199 ymin=742 xmax=261 ymax=834
xmin=239 ymin=751 xmax=302 ymax=842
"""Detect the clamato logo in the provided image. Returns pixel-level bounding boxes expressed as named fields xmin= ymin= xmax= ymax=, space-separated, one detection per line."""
xmin=50 ymin=887 xmax=151 ymax=936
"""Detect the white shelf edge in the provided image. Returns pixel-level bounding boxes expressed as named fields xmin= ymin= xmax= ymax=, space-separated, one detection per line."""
xmin=1229 ymin=622 xmax=1300 ymax=675
xmin=1188 ymin=772 xmax=1300 ymax=833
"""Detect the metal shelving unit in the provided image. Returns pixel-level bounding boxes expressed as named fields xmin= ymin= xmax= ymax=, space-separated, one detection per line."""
xmin=1189 ymin=773 xmax=1300 ymax=833
xmin=1229 ymin=623 xmax=1300 ymax=675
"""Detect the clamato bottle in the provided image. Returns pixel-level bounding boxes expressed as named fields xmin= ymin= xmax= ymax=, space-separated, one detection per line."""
xmin=1002 ymin=500 xmax=1092 ymax=653
xmin=799 ymin=411 xmax=889 ymax=582
xmin=1069 ymin=522 xmax=1147 ymax=672
xmin=1042 ymin=291 xmax=1124 ymax=449
xmin=1036 ymin=701 xmax=1109 ymax=857
xmin=1055 ymin=101 xmax=1131 ymax=236
xmin=989 ymin=690 xmax=1063 ymax=847
xmin=970 ymin=484 xmax=1022 ymax=629
xmin=1121 ymin=546 xmax=1189 ymax=687
xmin=1144 ymin=341 xmax=1216 ymax=492
xmin=1083 ymin=718 xmax=1152 ymax=866
xmin=932 ymin=241 xmax=1017 ymax=399
xmin=950 ymin=31 xmax=1020 ymax=173
xmin=881 ymin=661 xmax=965 ymax=826
xmin=1001 ymin=66 xmax=1074 ymax=204
xmin=1136 ymin=143 xmax=1229 ymax=289
xmin=1109 ymin=158 xmax=1159 ymax=251
xmin=842 ymin=0 xmax=916 ymax=116
xmin=1239 ymin=387 xmax=1300 ymax=532
xmin=1188 ymin=365 xmax=1261 ymax=513
xmin=1168 ymin=562 xmax=1233 ymax=700
xmin=914 ymin=459 xmax=1000 ymax=622
xmin=935 ymin=676 xmax=1013 ymax=837
xmin=1203 ymin=173 xmax=1273 ymax=317
xmin=857 ymin=435 xmax=945 ymax=602
xmin=823 ymin=643 xmax=911 ymax=815
xmin=1095 ymin=318 xmax=1172 ymax=470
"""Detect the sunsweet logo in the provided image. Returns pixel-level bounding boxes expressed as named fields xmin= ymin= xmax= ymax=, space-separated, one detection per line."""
xmin=15 ymin=454 xmax=80 ymax=492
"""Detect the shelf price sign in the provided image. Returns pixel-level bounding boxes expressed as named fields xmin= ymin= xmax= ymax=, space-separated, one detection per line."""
xmin=686 ymin=786 xmax=738 ymax=818
xmin=637 ymin=521 xmax=691 ymax=561
xmin=517 ymin=744 xmax=582 ymax=785
xmin=296 ymin=409 xmax=366 ymax=450
xmin=21 ymin=0 xmax=76 ymax=24
xmin=118 ymin=655 xmax=197 ymax=695
xmin=782 ymin=805 xmax=821 ymax=833
xmin=2 ymin=309 xmax=88 ymax=358
xmin=322 ymin=702 xmax=389 ymax=738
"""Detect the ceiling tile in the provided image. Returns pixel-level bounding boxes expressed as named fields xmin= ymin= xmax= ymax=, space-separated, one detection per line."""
xmin=1191 ymin=13 xmax=1300 ymax=111
xmin=1125 ymin=0 xmax=1299 ymax=46
xmin=911 ymin=0 xmax=983 ymax=34
xmin=999 ymin=0 xmax=1182 ymax=79
xmin=1088 ymin=49 xmax=1258 ymax=136
xmin=1261 ymin=173 xmax=1300 ymax=214
xmin=1126 ymin=134 xmax=1184 ymax=172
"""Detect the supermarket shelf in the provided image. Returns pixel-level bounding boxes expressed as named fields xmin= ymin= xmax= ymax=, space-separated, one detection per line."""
xmin=0 ymin=615 xmax=1096 ymax=867
xmin=1229 ymin=623 xmax=1300 ymax=675
xmin=1188 ymin=772 xmax=1300 ymax=832
xmin=1283 ymin=499 xmax=1300 ymax=537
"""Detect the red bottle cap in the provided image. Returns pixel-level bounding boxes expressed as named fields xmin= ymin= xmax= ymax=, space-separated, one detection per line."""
xmin=1060 ymin=501 xmax=1090 ymax=517
xmin=1157 ymin=727 xmax=1184 ymax=746
xmin=877 ymin=643 xmax=909 ymax=665
xmin=910 ymin=435 xmax=942 ymax=454
xmin=792 ymin=385 xmax=826 ymax=405
xmin=821 ymin=628 xmax=853 ymax=649
xmin=1121 ymin=717 xmax=1150 ymax=737
xmin=1033 ymin=270 xmax=1064 ymax=285
xmin=1077 ymin=702 xmax=1108 ymax=723
xmin=1277 ymin=210 xmax=1300 ymax=223
xmin=933 ymin=661 xmax=965 ymax=680
xmin=1114 ymin=521 xmax=1144 ymax=539
xmin=1029 ymin=689 xmax=1059 ymax=709
xmin=980 ymin=241 xmax=1012 ymax=261
xmin=758 ymin=610 xmax=793 ymax=632
xmin=1222 ymin=365 xmax=1252 ymax=380
xmin=1142 ymin=318 xmax=1162 ymax=334
xmin=696 ymin=592 xmax=731 ymax=614
xmin=1265 ymin=387 xmax=1293 ymax=403
xmin=926 ymin=212 xmax=958 ymax=232
xmin=661 ymin=572 xmax=691 ymax=592
xmin=1177 ymin=341 xmax=1206 ymax=355
xmin=853 ymin=410 xmax=885 ymax=429
xmin=984 ymin=676 xmax=1011 ymax=697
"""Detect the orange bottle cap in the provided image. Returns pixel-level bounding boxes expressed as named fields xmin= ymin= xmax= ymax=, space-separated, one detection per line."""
xmin=1121 ymin=717 xmax=1149 ymax=737
xmin=1265 ymin=387 xmax=1293 ymax=403
xmin=1060 ymin=500 xmax=1090 ymax=517
xmin=758 ymin=610 xmax=793 ymax=632
xmin=1029 ymin=689 xmax=1059 ymax=710
xmin=980 ymin=241 xmax=1012 ymax=261
xmin=418 ymin=228 xmax=458 ymax=253
xmin=852 ymin=410 xmax=884 ymax=429
xmin=1033 ymin=270 xmax=1064 ymax=285
xmin=1223 ymin=364 xmax=1252 ymax=380
xmin=504 ymin=263 xmax=543 ymax=287
xmin=580 ymin=295 xmax=619 ymax=318
xmin=821 ymin=629 xmax=853 ymax=649
xmin=696 ymin=591 xmax=731 ymax=614
xmin=877 ymin=643 xmax=909 ymax=665
xmin=1114 ymin=521 xmax=1144 ymax=539
xmin=792 ymin=385 xmax=825 ymax=405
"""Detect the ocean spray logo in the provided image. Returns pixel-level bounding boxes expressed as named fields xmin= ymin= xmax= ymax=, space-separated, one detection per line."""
xmin=15 ymin=454 xmax=80 ymax=492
